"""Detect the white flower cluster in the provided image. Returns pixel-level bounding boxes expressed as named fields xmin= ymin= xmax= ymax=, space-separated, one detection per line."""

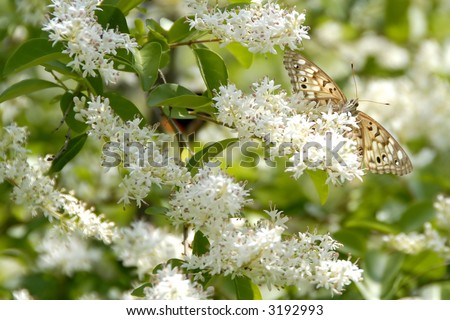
xmin=37 ymin=227 xmax=102 ymax=276
xmin=168 ymin=168 xmax=362 ymax=294
xmin=186 ymin=0 xmax=309 ymax=53
xmin=12 ymin=289 xmax=33 ymax=300
xmin=383 ymin=223 xmax=448 ymax=256
xmin=42 ymin=0 xmax=137 ymax=84
xmin=213 ymin=78 xmax=364 ymax=184
xmin=183 ymin=210 xmax=362 ymax=294
xmin=0 ymin=124 xmax=117 ymax=244
xmin=112 ymin=221 xmax=183 ymax=279
xmin=74 ymin=96 xmax=190 ymax=206
xmin=167 ymin=166 xmax=251 ymax=238
xmin=144 ymin=266 xmax=212 ymax=300
xmin=384 ymin=195 xmax=450 ymax=256
xmin=435 ymin=194 xmax=450 ymax=230
xmin=16 ymin=0 xmax=47 ymax=26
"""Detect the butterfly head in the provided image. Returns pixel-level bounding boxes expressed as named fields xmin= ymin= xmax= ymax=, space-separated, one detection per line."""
xmin=342 ymin=98 xmax=359 ymax=114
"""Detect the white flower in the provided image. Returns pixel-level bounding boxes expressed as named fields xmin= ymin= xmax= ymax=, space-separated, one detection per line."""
xmin=383 ymin=223 xmax=448 ymax=256
xmin=0 ymin=124 xmax=117 ymax=244
xmin=213 ymin=79 xmax=364 ymax=184
xmin=143 ymin=266 xmax=211 ymax=300
xmin=313 ymin=260 xmax=363 ymax=295
xmin=75 ymin=96 xmax=190 ymax=206
xmin=184 ymin=212 xmax=362 ymax=294
xmin=435 ymin=194 xmax=450 ymax=230
xmin=186 ymin=0 xmax=309 ymax=54
xmin=112 ymin=221 xmax=183 ymax=278
xmin=42 ymin=0 xmax=137 ymax=84
xmin=167 ymin=166 xmax=251 ymax=239
xmin=12 ymin=289 xmax=33 ymax=300
xmin=16 ymin=0 xmax=47 ymax=26
xmin=37 ymin=227 xmax=102 ymax=276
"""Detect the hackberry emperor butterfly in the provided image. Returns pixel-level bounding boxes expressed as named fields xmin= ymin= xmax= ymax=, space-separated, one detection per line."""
xmin=283 ymin=50 xmax=412 ymax=176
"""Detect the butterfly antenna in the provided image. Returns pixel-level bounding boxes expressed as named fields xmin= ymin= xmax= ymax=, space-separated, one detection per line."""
xmin=351 ymin=63 xmax=358 ymax=99
xmin=351 ymin=63 xmax=390 ymax=106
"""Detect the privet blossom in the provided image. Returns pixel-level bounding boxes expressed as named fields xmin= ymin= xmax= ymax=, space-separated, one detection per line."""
xmin=383 ymin=195 xmax=450 ymax=257
xmin=42 ymin=0 xmax=137 ymax=84
xmin=37 ymin=227 xmax=102 ymax=276
xmin=0 ymin=124 xmax=117 ymax=244
xmin=112 ymin=221 xmax=184 ymax=279
xmin=213 ymin=78 xmax=364 ymax=184
xmin=186 ymin=0 xmax=310 ymax=53
xmin=144 ymin=266 xmax=212 ymax=300
xmin=168 ymin=167 xmax=363 ymax=294
xmin=74 ymin=96 xmax=190 ymax=207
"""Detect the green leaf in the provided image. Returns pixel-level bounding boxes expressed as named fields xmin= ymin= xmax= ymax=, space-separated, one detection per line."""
xmin=147 ymin=19 xmax=168 ymax=38
xmin=97 ymin=5 xmax=129 ymax=33
xmin=146 ymin=21 xmax=170 ymax=68
xmin=395 ymin=201 xmax=435 ymax=232
xmin=234 ymin=276 xmax=262 ymax=300
xmin=0 ymin=79 xmax=61 ymax=103
xmin=49 ymin=133 xmax=88 ymax=174
xmin=187 ymin=138 xmax=239 ymax=175
xmin=131 ymin=283 xmax=151 ymax=297
xmin=168 ymin=16 xmax=198 ymax=43
xmin=403 ymin=251 xmax=446 ymax=280
xmin=306 ymin=169 xmax=329 ymax=205
xmin=102 ymin=0 xmax=145 ymax=15
xmin=158 ymin=95 xmax=212 ymax=109
xmin=3 ymin=39 xmax=66 ymax=75
xmin=332 ymin=229 xmax=367 ymax=256
xmin=193 ymin=48 xmax=228 ymax=93
xmin=192 ymin=231 xmax=210 ymax=256
xmin=85 ymin=74 xmax=104 ymax=96
xmin=345 ymin=219 xmax=398 ymax=234
xmin=364 ymin=250 xmax=405 ymax=299
xmin=226 ymin=42 xmax=254 ymax=68
xmin=144 ymin=206 xmax=169 ymax=216
xmin=161 ymin=106 xmax=197 ymax=120
xmin=42 ymin=61 xmax=77 ymax=77
xmin=60 ymin=92 xmax=88 ymax=133
xmin=111 ymin=48 xmax=136 ymax=73
xmin=103 ymin=92 xmax=145 ymax=124
xmin=152 ymin=259 xmax=185 ymax=275
xmin=147 ymin=83 xmax=195 ymax=106
xmin=135 ymin=42 xmax=162 ymax=91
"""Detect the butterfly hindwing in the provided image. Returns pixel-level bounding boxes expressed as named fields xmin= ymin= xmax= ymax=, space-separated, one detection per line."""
xmin=357 ymin=112 xmax=413 ymax=176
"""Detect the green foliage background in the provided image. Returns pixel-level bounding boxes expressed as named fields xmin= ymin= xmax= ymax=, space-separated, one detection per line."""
xmin=0 ymin=0 xmax=449 ymax=299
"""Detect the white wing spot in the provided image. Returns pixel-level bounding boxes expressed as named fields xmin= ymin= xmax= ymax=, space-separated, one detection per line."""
xmin=397 ymin=150 xmax=404 ymax=160
xmin=387 ymin=143 xmax=394 ymax=154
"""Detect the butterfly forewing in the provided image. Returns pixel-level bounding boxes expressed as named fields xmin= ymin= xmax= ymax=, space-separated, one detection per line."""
xmin=283 ymin=50 xmax=413 ymax=176
xmin=283 ymin=50 xmax=347 ymax=107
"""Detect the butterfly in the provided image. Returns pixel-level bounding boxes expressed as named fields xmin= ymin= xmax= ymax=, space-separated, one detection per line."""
xmin=283 ymin=50 xmax=412 ymax=176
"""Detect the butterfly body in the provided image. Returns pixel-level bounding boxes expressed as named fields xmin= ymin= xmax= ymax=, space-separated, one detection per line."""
xmin=283 ymin=50 xmax=412 ymax=176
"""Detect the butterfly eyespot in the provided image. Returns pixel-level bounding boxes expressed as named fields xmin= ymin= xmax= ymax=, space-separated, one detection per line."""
xmin=382 ymin=154 xmax=388 ymax=162
xmin=300 ymin=76 xmax=307 ymax=82
xmin=394 ymin=159 xmax=400 ymax=166
xmin=376 ymin=156 xmax=382 ymax=164
xmin=293 ymin=63 xmax=299 ymax=69
xmin=301 ymin=84 xmax=308 ymax=89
